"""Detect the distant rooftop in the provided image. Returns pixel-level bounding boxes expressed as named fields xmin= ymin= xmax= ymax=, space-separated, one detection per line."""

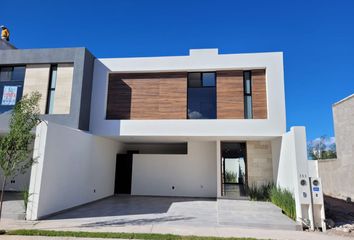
xmin=333 ymin=93 xmax=354 ymax=106
xmin=0 ymin=39 xmax=16 ymax=50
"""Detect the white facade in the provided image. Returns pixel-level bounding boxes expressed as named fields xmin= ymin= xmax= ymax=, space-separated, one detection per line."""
xmin=132 ymin=141 xmax=217 ymax=197
xmin=90 ymin=49 xmax=286 ymax=139
xmin=0 ymin=48 xmax=322 ymax=229
xmin=27 ymin=121 xmax=123 ymax=220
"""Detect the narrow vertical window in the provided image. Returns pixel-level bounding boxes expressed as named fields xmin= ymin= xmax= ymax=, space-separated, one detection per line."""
xmin=46 ymin=65 xmax=57 ymax=114
xmin=244 ymin=71 xmax=253 ymax=119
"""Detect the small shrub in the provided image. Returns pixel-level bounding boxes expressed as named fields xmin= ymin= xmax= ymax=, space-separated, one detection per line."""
xmin=270 ymin=186 xmax=296 ymax=220
xmin=225 ymin=171 xmax=237 ymax=183
xmin=246 ymin=183 xmax=296 ymax=221
xmin=247 ymin=182 xmax=273 ymax=201
xmin=22 ymin=189 xmax=31 ymax=211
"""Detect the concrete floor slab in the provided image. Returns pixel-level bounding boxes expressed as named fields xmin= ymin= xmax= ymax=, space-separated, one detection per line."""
xmin=45 ymin=196 xmax=297 ymax=230
xmin=1 ymin=192 xmax=25 ymax=220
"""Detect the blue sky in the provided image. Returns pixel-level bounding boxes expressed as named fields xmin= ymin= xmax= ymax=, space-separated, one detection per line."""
xmin=2 ymin=0 xmax=354 ymax=140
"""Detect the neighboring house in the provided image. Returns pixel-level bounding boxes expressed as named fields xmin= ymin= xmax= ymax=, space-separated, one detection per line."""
xmin=0 ymin=43 xmax=323 ymax=229
xmin=317 ymin=94 xmax=354 ymax=201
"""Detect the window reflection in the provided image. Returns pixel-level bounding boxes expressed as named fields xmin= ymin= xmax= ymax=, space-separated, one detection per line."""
xmin=187 ymin=72 xmax=216 ymax=119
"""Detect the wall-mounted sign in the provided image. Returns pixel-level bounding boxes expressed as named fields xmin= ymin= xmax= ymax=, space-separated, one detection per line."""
xmin=1 ymin=86 xmax=18 ymax=106
xmin=313 ymin=187 xmax=320 ymax=192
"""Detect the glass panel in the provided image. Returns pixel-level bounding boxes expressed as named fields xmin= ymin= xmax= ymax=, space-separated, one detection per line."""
xmin=48 ymin=90 xmax=55 ymax=114
xmin=188 ymin=88 xmax=216 ymax=119
xmin=245 ymin=95 xmax=253 ymax=119
xmin=188 ymin=73 xmax=202 ymax=88
xmin=50 ymin=66 xmax=57 ymax=89
xmin=202 ymin=73 xmax=216 ymax=87
xmin=0 ymin=67 xmax=13 ymax=82
xmin=244 ymin=79 xmax=251 ymax=94
xmin=244 ymin=71 xmax=251 ymax=81
xmin=224 ymin=158 xmax=246 ymax=184
xmin=11 ymin=66 xmax=26 ymax=81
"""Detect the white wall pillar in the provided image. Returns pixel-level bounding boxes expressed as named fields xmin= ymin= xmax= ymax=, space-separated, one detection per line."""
xmin=26 ymin=121 xmax=48 ymax=220
xmin=216 ymin=140 xmax=221 ymax=198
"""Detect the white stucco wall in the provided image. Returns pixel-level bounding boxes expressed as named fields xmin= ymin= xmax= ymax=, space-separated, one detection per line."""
xmin=26 ymin=121 xmax=123 ymax=220
xmin=277 ymin=127 xmax=314 ymax=224
xmin=277 ymin=130 xmax=297 ymax=192
xmin=131 ymin=141 xmax=217 ymax=197
xmin=90 ymin=49 xmax=286 ymax=138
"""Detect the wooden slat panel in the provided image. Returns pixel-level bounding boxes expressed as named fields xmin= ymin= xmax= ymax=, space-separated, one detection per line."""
xmin=252 ymin=69 xmax=267 ymax=119
xmin=107 ymin=73 xmax=187 ymax=119
xmin=217 ymin=71 xmax=244 ymax=119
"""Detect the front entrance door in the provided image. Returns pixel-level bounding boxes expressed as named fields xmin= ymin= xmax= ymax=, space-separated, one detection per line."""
xmin=114 ymin=154 xmax=133 ymax=194
xmin=221 ymin=142 xmax=247 ymax=198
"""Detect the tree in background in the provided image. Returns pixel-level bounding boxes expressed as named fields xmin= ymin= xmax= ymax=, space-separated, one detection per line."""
xmin=307 ymin=135 xmax=337 ymax=160
xmin=0 ymin=92 xmax=41 ymax=220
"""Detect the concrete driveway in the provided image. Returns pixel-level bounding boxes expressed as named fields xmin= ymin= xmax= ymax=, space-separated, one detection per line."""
xmin=44 ymin=196 xmax=298 ymax=230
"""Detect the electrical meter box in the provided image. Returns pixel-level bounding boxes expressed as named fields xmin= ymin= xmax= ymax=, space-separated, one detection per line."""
xmin=310 ymin=177 xmax=326 ymax=231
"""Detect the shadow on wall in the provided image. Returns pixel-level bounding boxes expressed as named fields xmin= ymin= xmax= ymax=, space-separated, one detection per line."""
xmin=106 ymin=77 xmax=132 ymax=120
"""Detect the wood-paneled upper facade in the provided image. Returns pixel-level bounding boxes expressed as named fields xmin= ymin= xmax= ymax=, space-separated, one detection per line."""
xmin=107 ymin=69 xmax=267 ymax=120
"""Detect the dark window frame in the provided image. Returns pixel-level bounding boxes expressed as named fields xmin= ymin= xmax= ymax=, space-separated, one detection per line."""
xmin=0 ymin=65 xmax=26 ymax=82
xmin=243 ymin=71 xmax=253 ymax=119
xmin=187 ymin=72 xmax=217 ymax=119
xmin=0 ymin=65 xmax=26 ymax=113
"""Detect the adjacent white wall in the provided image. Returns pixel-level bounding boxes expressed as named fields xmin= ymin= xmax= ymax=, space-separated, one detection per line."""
xmin=90 ymin=50 xmax=286 ymax=138
xmin=26 ymin=121 xmax=123 ymax=220
xmin=131 ymin=141 xmax=217 ymax=197
xmin=277 ymin=127 xmax=315 ymax=225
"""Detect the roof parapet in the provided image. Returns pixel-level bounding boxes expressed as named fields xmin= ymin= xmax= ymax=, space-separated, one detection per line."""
xmin=189 ymin=48 xmax=219 ymax=56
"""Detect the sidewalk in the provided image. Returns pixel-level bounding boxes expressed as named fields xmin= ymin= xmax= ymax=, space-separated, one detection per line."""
xmin=0 ymin=219 xmax=350 ymax=240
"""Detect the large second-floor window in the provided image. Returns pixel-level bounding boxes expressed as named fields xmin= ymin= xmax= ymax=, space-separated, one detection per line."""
xmin=0 ymin=66 xmax=26 ymax=113
xmin=187 ymin=72 xmax=216 ymax=119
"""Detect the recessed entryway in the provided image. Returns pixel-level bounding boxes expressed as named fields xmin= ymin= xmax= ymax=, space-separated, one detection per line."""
xmin=221 ymin=142 xmax=248 ymax=199
xmin=114 ymin=153 xmax=134 ymax=194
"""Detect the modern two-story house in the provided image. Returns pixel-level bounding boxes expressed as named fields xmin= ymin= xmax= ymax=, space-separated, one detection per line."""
xmin=0 ymin=43 xmax=322 ymax=229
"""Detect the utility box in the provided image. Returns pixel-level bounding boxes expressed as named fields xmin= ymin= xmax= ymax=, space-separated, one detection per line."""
xmin=309 ymin=177 xmax=326 ymax=232
xmin=298 ymin=175 xmax=314 ymax=229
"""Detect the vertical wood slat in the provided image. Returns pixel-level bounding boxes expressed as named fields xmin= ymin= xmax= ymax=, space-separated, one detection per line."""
xmin=217 ymin=71 xmax=244 ymax=119
xmin=107 ymin=70 xmax=267 ymax=120
xmin=252 ymin=69 xmax=267 ymax=119
xmin=107 ymin=73 xmax=187 ymax=119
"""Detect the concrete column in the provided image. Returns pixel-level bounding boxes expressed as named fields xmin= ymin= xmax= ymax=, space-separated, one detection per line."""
xmin=216 ymin=140 xmax=221 ymax=198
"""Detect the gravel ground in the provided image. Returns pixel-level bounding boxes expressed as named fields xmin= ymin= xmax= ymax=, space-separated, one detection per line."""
xmin=324 ymin=196 xmax=354 ymax=237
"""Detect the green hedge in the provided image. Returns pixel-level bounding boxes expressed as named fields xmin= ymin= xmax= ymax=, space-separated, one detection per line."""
xmin=270 ymin=187 xmax=296 ymax=220
xmin=246 ymin=183 xmax=296 ymax=220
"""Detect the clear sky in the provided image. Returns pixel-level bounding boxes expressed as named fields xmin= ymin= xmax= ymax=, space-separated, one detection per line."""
xmin=2 ymin=0 xmax=354 ymax=140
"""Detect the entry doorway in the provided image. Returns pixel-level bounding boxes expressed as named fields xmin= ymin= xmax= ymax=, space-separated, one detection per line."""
xmin=221 ymin=142 xmax=247 ymax=198
xmin=114 ymin=152 xmax=136 ymax=194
